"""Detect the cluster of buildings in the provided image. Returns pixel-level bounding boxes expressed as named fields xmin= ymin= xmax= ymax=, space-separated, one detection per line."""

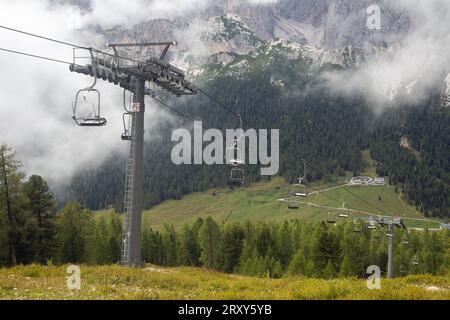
xmin=349 ymin=176 xmax=386 ymax=186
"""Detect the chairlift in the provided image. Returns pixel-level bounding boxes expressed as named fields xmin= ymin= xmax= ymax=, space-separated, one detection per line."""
xmin=227 ymin=114 xmax=245 ymax=186
xmin=338 ymin=211 xmax=349 ymax=218
xmin=399 ymin=264 xmax=407 ymax=274
xmin=227 ymin=137 xmax=244 ymax=165
xmin=292 ymin=188 xmax=308 ymax=198
xmin=411 ymin=253 xmax=419 ymax=266
xmin=326 ymin=211 xmax=337 ymax=224
xmin=353 ymin=219 xmax=362 ymax=233
xmin=373 ymin=227 xmax=382 ymax=239
xmin=121 ymin=90 xmax=136 ymax=141
xmin=121 ymin=113 xmax=133 ymax=141
xmin=288 ymin=197 xmax=300 ymax=210
xmin=290 ymin=159 xmax=308 ymax=198
xmin=367 ymin=217 xmax=378 ymax=230
xmin=229 ymin=167 xmax=245 ymax=186
xmin=338 ymin=203 xmax=349 ymax=218
xmin=386 ymin=227 xmax=394 ymax=238
xmin=72 ymin=49 xmax=107 ymax=127
xmin=401 ymin=233 xmax=409 ymax=245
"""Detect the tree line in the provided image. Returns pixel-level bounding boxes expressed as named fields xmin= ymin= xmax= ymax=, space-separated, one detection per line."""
xmin=141 ymin=217 xmax=449 ymax=278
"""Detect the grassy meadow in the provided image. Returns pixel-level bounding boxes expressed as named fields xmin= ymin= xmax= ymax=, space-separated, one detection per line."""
xmin=0 ymin=264 xmax=449 ymax=300
xmin=96 ymin=175 xmax=442 ymax=231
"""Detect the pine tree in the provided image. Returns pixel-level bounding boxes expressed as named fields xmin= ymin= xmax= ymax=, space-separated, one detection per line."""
xmin=256 ymin=223 xmax=273 ymax=257
xmin=287 ymin=250 xmax=307 ymax=276
xmin=323 ymin=260 xmax=337 ymax=279
xmin=106 ymin=214 xmax=122 ymax=263
xmin=91 ymin=217 xmax=108 ymax=264
xmin=56 ymin=202 xmax=93 ymax=264
xmin=199 ymin=217 xmax=222 ymax=269
xmin=339 ymin=255 xmax=351 ymax=277
xmin=0 ymin=144 xmax=36 ymax=266
xmin=178 ymin=224 xmax=200 ymax=266
xmin=162 ymin=225 xmax=178 ymax=266
xmin=142 ymin=226 xmax=160 ymax=264
xmin=220 ymin=223 xmax=244 ymax=272
xmin=271 ymin=260 xmax=284 ymax=279
xmin=23 ymin=175 xmax=56 ymax=264
xmin=304 ymin=260 xmax=316 ymax=278
xmin=276 ymin=221 xmax=293 ymax=268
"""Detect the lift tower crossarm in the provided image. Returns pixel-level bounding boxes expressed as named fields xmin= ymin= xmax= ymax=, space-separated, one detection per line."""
xmin=106 ymin=41 xmax=176 ymax=62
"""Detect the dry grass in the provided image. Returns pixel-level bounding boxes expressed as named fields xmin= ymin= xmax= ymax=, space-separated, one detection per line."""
xmin=0 ymin=264 xmax=449 ymax=300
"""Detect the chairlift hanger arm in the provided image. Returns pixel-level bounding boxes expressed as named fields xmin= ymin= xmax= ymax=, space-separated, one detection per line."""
xmin=87 ymin=48 xmax=97 ymax=90
xmin=301 ymin=158 xmax=307 ymax=180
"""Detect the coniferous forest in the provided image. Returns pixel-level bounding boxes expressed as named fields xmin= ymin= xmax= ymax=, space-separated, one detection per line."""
xmin=1 ymin=143 xmax=448 ymax=277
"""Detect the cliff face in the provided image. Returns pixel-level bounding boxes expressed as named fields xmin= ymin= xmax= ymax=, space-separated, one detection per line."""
xmin=66 ymin=0 xmax=448 ymax=103
xmin=193 ymin=0 xmax=409 ymax=48
xmin=69 ymin=0 xmax=409 ymax=48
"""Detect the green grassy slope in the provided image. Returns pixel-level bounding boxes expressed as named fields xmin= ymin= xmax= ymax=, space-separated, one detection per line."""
xmin=96 ymin=151 xmax=443 ymax=230
xmin=146 ymin=178 xmax=441 ymax=229
xmin=1 ymin=264 xmax=449 ymax=300
xmin=96 ymin=176 xmax=441 ymax=230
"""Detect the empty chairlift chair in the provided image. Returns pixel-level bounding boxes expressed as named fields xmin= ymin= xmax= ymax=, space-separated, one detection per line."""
xmin=338 ymin=203 xmax=349 ymax=218
xmin=386 ymin=227 xmax=394 ymax=238
xmin=227 ymin=115 xmax=245 ymax=186
xmin=411 ymin=253 xmax=419 ymax=266
xmin=401 ymin=233 xmax=409 ymax=245
xmin=288 ymin=197 xmax=300 ymax=209
xmin=326 ymin=211 xmax=338 ymax=224
xmin=227 ymin=139 xmax=245 ymax=186
xmin=373 ymin=226 xmax=382 ymax=239
xmin=399 ymin=264 xmax=407 ymax=274
xmin=367 ymin=217 xmax=378 ymax=230
xmin=72 ymin=50 xmax=107 ymax=127
xmin=291 ymin=159 xmax=308 ymax=198
xmin=353 ymin=219 xmax=362 ymax=233
xmin=292 ymin=179 xmax=308 ymax=198
xmin=121 ymin=113 xmax=133 ymax=141
xmin=72 ymin=90 xmax=107 ymax=126
xmin=229 ymin=167 xmax=245 ymax=186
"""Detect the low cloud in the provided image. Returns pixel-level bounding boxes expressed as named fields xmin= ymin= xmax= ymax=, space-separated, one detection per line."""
xmin=82 ymin=0 xmax=209 ymax=29
xmin=0 ymin=0 xmax=177 ymax=183
xmin=245 ymin=0 xmax=279 ymax=5
xmin=321 ymin=0 xmax=450 ymax=107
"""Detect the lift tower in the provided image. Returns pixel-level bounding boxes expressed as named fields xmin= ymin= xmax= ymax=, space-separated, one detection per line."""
xmin=69 ymin=42 xmax=198 ymax=267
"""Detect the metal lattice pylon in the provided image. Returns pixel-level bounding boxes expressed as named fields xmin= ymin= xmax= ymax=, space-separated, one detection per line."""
xmin=121 ymin=112 xmax=136 ymax=264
